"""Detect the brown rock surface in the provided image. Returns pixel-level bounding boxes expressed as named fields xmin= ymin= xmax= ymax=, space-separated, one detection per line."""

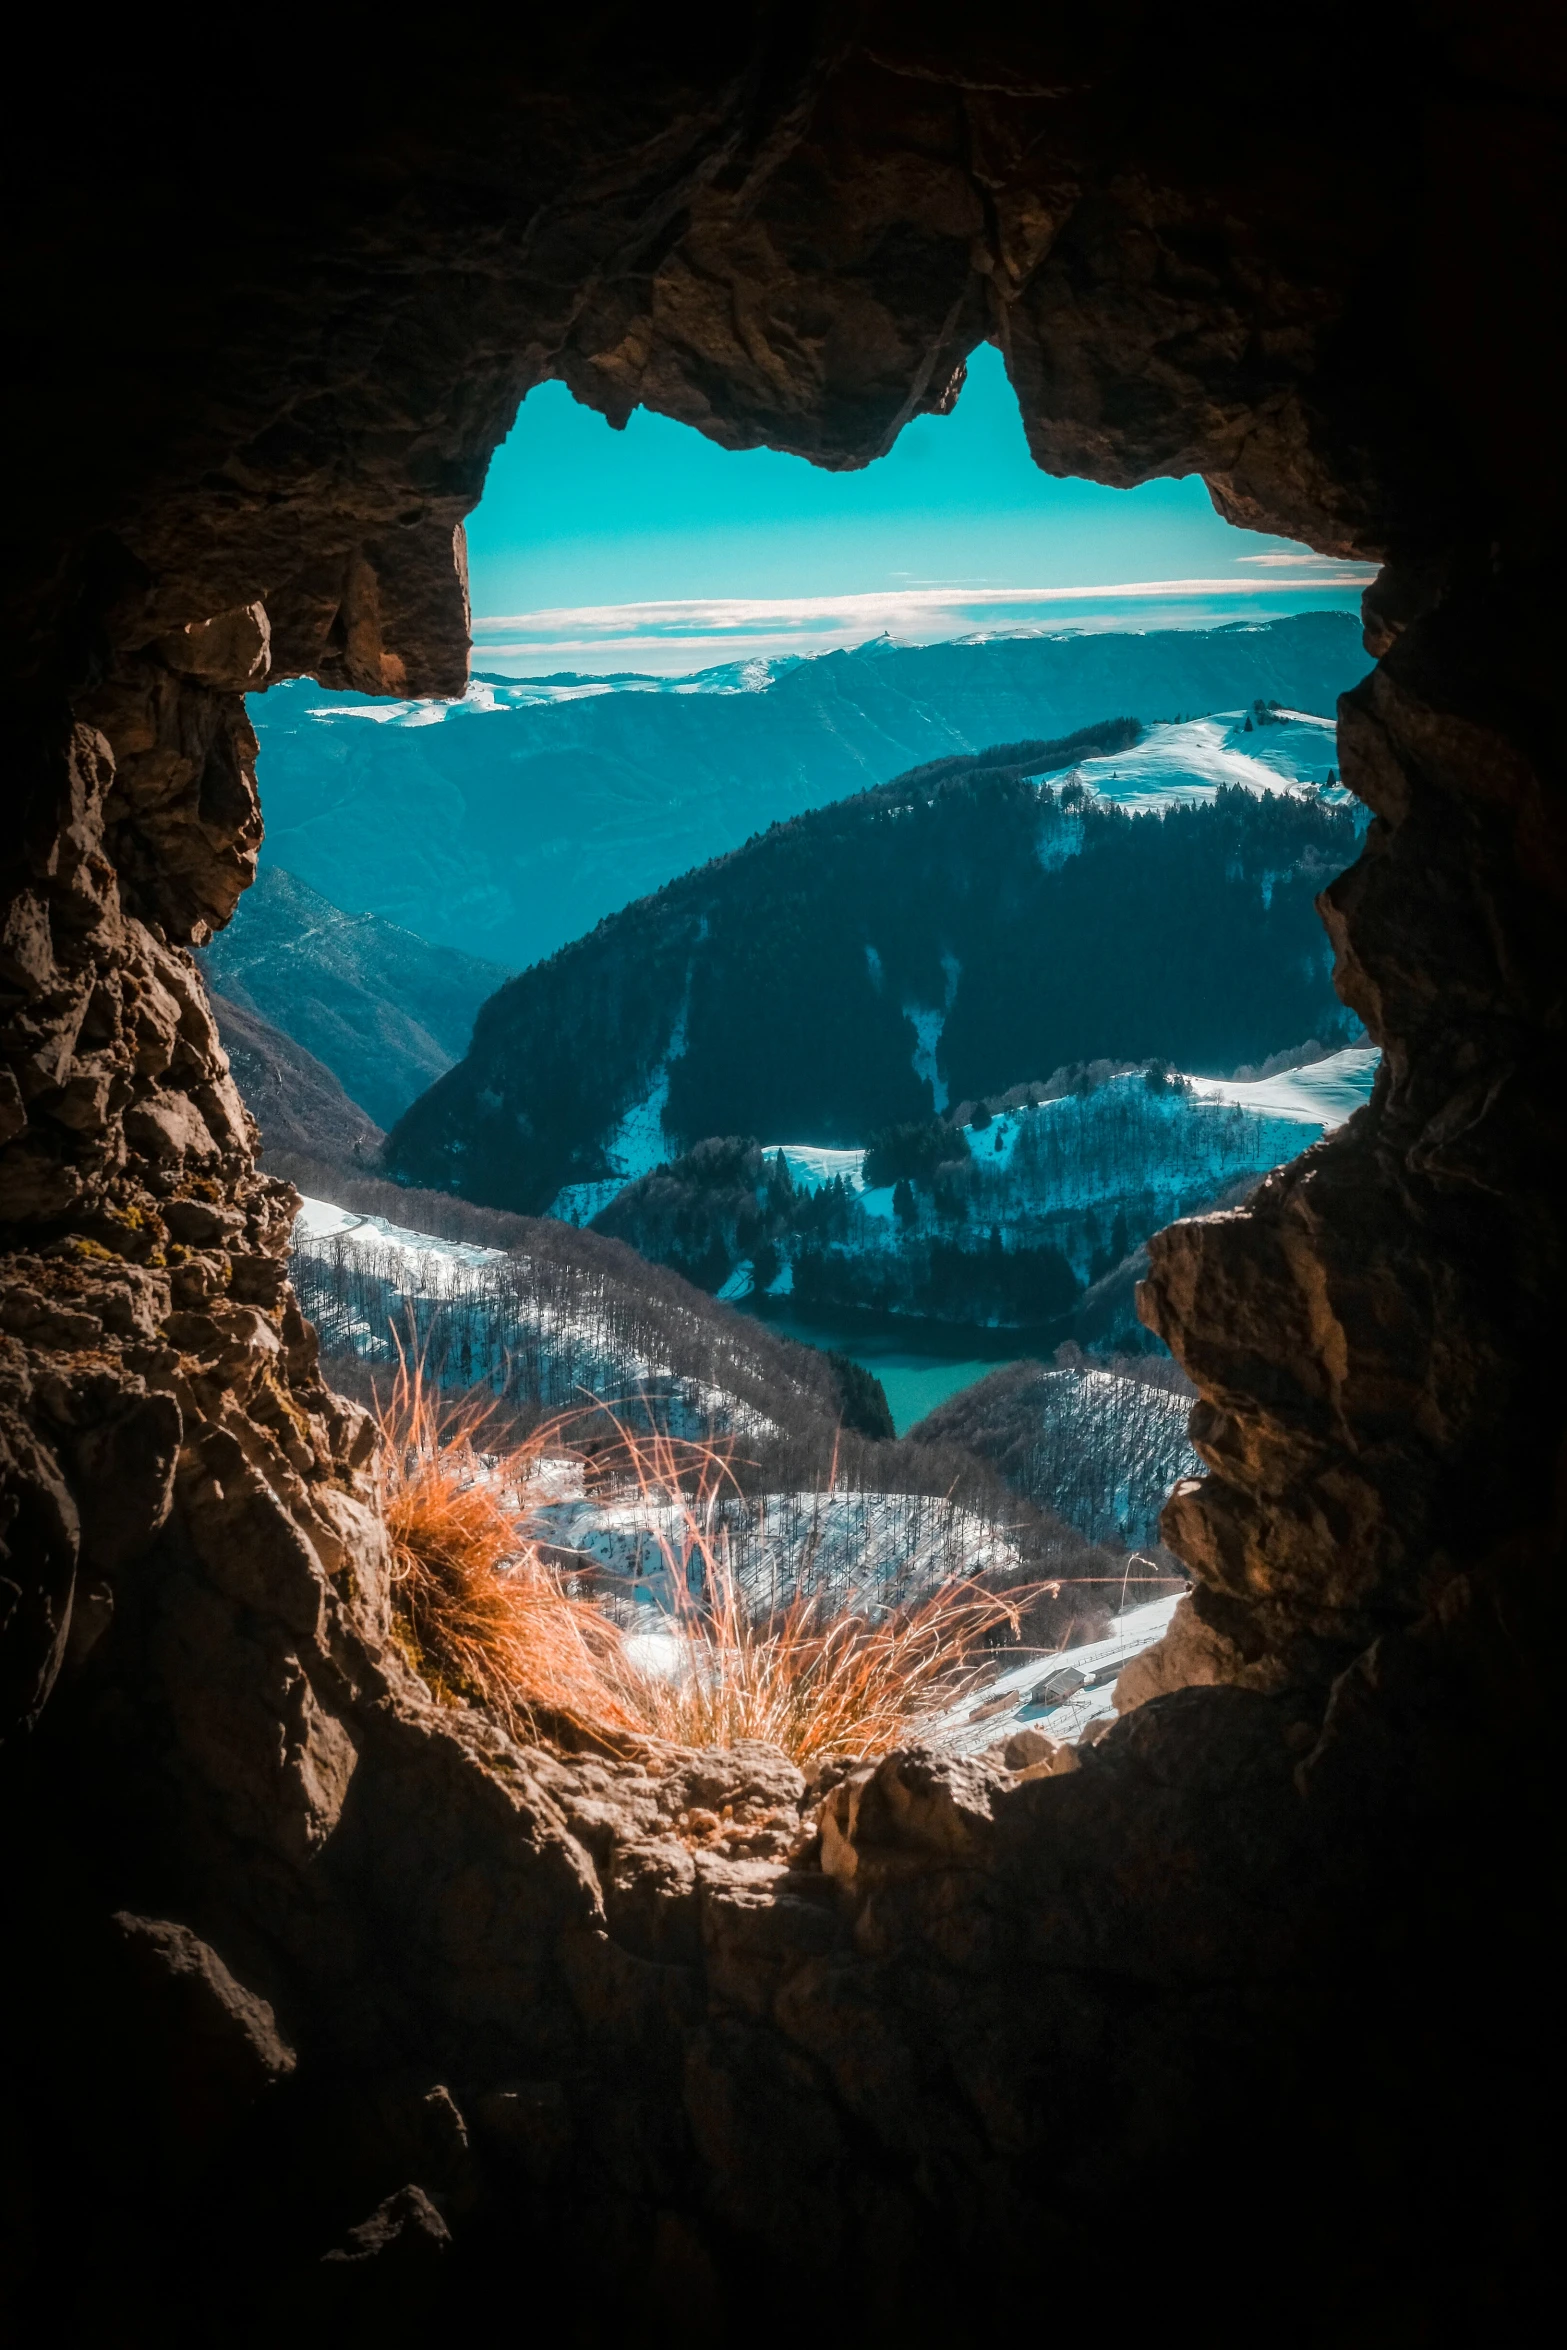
xmin=1 ymin=7 xmax=1560 ymax=2338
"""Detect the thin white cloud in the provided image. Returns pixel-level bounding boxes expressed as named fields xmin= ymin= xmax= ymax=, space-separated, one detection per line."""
xmin=475 ymin=573 xmax=1372 ymax=635
xmin=470 ymin=570 xmax=1374 ymax=676
xmin=1234 ymin=551 xmax=1356 ymax=568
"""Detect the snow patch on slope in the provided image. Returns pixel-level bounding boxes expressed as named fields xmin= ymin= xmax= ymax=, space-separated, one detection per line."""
xmin=549 ymin=1008 xmax=690 ymax=1225
xmin=902 ymin=952 xmax=962 ymax=1114
xmin=762 ymin=1144 xmax=896 ymax=1222
xmin=1068 ymin=708 xmax=1344 ymax=811
xmin=292 ymin=1196 xmax=505 ymax=1268
xmin=931 ymin=1595 xmax=1183 ymax=1752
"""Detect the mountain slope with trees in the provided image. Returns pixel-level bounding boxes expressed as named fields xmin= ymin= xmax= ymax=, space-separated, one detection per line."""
xmin=591 ymin=1047 xmax=1376 ymax=1330
xmin=200 ymin=866 xmax=509 ymax=1128
xmin=908 ymin=1347 xmax=1199 ymax=1550
xmin=386 ymin=734 xmax=1364 ymax=1216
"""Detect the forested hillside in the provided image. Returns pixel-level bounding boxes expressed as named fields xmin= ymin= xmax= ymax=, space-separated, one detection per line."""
xmin=249 ymin=612 xmax=1366 ymax=966
xmin=909 ymin=1348 xmax=1200 ymax=1550
xmin=592 ymin=1048 xmax=1377 ymax=1328
xmin=200 ymin=867 xmax=509 ymax=1127
xmin=386 ymin=740 xmax=1364 ymax=1216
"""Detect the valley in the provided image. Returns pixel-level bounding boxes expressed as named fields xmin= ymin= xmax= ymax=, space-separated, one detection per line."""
xmin=213 ymin=620 xmax=1374 ymax=1710
xmin=737 ymin=1306 xmax=1031 ymax=1435
xmin=286 ymin=1175 xmax=1184 ymax=1655
xmin=201 ymin=866 xmax=508 ymax=1127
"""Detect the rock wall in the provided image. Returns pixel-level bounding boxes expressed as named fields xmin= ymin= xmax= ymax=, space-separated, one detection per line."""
xmin=2 ymin=7 xmax=1560 ymax=2338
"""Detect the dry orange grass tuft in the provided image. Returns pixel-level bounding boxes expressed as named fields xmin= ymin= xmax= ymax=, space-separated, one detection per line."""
xmin=376 ymin=1358 xmax=639 ymax=1745
xmin=578 ymin=1420 xmax=1026 ymax=1765
xmin=375 ymin=1366 xmax=1029 ymax=1765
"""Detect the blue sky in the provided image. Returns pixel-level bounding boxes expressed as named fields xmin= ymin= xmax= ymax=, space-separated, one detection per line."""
xmin=467 ymin=344 xmax=1371 ymax=676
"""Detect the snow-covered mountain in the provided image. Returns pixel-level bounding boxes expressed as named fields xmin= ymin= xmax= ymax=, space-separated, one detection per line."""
xmin=386 ymin=735 xmax=1365 ymax=1217
xmin=248 ymin=613 xmax=1366 ymax=969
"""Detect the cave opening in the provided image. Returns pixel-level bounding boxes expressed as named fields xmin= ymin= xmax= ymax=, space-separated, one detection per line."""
xmin=238 ymin=350 xmax=1376 ymax=1462
xmin=1 ymin=9 xmax=1558 ymax=2340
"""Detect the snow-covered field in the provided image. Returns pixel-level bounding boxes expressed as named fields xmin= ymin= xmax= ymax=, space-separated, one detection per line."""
xmin=1186 ymin=1045 xmax=1379 ymax=1127
xmin=295 ymin=1196 xmax=505 ymax=1267
xmin=1071 ymin=708 xmax=1345 ymax=810
xmin=932 ymin=1594 xmax=1183 ymax=1753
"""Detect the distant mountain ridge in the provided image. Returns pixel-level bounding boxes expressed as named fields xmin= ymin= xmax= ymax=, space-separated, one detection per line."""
xmin=385 ymin=728 xmax=1364 ymax=1218
xmin=200 ymin=867 xmax=509 ymax=1128
xmin=249 ymin=612 xmax=1367 ymax=968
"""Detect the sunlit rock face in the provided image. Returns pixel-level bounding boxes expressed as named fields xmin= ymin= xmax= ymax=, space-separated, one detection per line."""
xmin=1 ymin=6 xmax=1558 ymax=2336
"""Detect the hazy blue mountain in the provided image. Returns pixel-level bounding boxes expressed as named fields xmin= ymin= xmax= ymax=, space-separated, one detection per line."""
xmin=200 ymin=867 xmax=510 ymax=1129
xmin=206 ymin=991 xmax=385 ymax=1169
xmin=385 ymin=728 xmax=1364 ymax=1220
xmin=249 ymin=613 xmax=1367 ymax=968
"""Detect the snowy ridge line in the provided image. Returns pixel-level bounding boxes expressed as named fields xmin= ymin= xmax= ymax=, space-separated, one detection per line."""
xmin=302 ymin=655 xmax=807 ymax=721
xmin=1185 ymin=1045 xmax=1379 ymax=1127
